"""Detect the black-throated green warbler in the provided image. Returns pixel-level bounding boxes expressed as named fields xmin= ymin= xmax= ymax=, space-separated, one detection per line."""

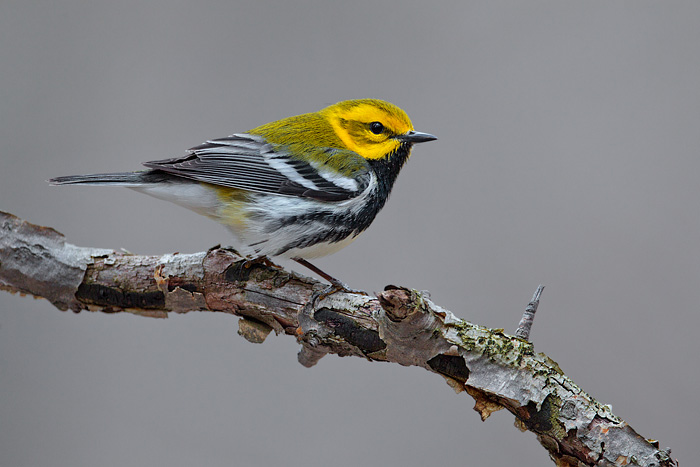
xmin=50 ymin=99 xmax=436 ymax=293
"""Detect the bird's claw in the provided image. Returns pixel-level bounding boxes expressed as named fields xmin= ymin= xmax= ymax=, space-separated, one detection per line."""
xmin=311 ymin=280 xmax=368 ymax=305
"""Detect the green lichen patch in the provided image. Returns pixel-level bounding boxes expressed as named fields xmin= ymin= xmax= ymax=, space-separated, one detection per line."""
xmin=453 ymin=322 xmax=535 ymax=367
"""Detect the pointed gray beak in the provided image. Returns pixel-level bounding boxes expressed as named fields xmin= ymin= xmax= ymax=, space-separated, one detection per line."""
xmin=396 ymin=130 xmax=438 ymax=143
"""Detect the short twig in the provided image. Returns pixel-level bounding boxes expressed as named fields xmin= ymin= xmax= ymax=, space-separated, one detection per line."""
xmin=514 ymin=285 xmax=544 ymax=341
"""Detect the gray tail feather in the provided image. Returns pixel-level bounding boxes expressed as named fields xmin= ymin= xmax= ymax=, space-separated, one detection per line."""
xmin=49 ymin=171 xmax=152 ymax=186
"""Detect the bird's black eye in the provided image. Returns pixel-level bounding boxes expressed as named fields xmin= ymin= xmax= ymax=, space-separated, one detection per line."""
xmin=369 ymin=121 xmax=384 ymax=134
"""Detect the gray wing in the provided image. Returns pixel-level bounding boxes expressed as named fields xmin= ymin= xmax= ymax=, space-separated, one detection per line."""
xmin=142 ymin=134 xmax=370 ymax=202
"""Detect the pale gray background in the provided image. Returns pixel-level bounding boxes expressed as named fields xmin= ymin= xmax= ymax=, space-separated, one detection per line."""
xmin=1 ymin=1 xmax=697 ymax=466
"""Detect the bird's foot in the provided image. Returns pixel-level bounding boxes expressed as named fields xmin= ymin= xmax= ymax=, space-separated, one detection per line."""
xmin=291 ymin=257 xmax=368 ymax=302
xmin=315 ymin=279 xmax=368 ymax=301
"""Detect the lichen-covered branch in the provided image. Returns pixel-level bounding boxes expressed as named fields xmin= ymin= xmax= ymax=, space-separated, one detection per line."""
xmin=0 ymin=211 xmax=676 ymax=467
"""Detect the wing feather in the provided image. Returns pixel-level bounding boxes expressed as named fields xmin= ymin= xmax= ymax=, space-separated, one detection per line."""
xmin=143 ymin=134 xmax=370 ymax=201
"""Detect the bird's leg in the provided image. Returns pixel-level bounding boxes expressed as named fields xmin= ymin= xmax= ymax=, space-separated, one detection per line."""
xmin=292 ymin=257 xmax=368 ymax=299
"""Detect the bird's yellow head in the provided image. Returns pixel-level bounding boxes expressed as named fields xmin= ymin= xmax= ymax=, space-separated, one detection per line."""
xmin=320 ymin=99 xmax=416 ymax=160
xmin=250 ymin=99 xmax=436 ymax=163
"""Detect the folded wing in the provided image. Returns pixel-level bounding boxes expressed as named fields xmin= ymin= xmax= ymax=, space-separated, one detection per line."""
xmin=143 ymin=133 xmax=370 ymax=202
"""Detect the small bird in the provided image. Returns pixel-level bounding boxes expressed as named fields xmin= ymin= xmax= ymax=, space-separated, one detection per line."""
xmin=50 ymin=99 xmax=436 ymax=293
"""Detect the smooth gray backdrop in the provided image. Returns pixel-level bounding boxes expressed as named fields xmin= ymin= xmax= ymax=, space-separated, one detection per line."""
xmin=1 ymin=2 xmax=697 ymax=466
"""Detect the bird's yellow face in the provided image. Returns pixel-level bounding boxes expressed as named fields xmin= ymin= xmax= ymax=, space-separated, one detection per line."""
xmin=321 ymin=99 xmax=415 ymax=160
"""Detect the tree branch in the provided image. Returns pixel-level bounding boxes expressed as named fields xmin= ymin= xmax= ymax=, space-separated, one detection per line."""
xmin=0 ymin=210 xmax=676 ymax=467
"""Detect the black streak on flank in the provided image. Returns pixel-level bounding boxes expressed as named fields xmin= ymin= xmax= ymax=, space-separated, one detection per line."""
xmin=76 ymin=283 xmax=165 ymax=310
xmin=314 ymin=308 xmax=386 ymax=353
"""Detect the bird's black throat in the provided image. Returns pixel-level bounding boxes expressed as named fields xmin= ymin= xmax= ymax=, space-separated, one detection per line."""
xmin=267 ymin=143 xmax=413 ymax=255
xmin=366 ymin=143 xmax=412 ymax=206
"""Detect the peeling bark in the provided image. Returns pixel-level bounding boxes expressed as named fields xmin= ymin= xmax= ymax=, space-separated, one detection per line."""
xmin=0 ymin=211 xmax=676 ymax=467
